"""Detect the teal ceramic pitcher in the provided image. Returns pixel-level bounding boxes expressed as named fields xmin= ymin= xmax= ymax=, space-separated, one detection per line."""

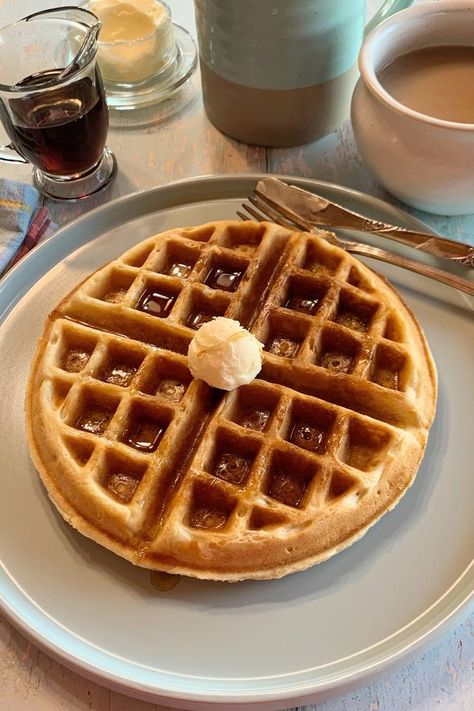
xmin=194 ymin=0 xmax=414 ymax=146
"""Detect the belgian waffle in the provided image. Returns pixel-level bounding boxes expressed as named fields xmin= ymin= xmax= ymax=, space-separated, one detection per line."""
xmin=26 ymin=220 xmax=437 ymax=580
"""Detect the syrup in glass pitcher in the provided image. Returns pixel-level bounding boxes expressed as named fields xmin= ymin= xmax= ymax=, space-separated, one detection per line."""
xmin=0 ymin=7 xmax=116 ymax=199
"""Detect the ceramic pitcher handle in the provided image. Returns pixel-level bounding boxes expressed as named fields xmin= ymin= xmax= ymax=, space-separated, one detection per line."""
xmin=365 ymin=0 xmax=414 ymax=35
xmin=0 ymin=144 xmax=28 ymax=164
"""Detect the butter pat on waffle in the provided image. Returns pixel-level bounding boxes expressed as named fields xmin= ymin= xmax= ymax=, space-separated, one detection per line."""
xmin=26 ymin=220 xmax=437 ymax=580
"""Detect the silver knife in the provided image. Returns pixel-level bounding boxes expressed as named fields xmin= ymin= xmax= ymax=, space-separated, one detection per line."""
xmin=256 ymin=178 xmax=474 ymax=268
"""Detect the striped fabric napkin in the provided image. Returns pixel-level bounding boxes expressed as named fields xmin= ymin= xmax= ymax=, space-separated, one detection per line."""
xmin=0 ymin=180 xmax=52 ymax=276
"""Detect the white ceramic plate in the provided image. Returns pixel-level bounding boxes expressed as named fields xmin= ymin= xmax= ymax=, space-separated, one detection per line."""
xmin=0 ymin=175 xmax=473 ymax=710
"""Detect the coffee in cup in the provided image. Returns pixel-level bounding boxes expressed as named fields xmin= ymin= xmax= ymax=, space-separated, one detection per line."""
xmin=377 ymin=45 xmax=474 ymax=124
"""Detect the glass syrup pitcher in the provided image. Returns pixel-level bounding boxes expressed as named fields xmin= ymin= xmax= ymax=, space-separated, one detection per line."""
xmin=0 ymin=7 xmax=116 ymax=200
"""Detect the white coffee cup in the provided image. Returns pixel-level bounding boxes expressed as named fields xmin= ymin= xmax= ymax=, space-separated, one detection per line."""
xmin=351 ymin=0 xmax=474 ymax=216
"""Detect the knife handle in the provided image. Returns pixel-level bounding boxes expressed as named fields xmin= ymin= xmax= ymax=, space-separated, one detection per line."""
xmin=363 ymin=220 xmax=474 ymax=267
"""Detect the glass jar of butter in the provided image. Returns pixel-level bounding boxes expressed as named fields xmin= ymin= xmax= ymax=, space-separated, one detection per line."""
xmin=88 ymin=0 xmax=176 ymax=85
xmin=85 ymin=0 xmax=197 ymax=111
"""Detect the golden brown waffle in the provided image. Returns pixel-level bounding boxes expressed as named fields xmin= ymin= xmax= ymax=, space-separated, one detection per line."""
xmin=26 ymin=220 xmax=437 ymax=580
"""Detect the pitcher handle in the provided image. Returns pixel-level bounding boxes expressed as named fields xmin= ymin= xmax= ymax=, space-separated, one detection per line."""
xmin=0 ymin=144 xmax=28 ymax=164
xmin=365 ymin=0 xmax=414 ymax=35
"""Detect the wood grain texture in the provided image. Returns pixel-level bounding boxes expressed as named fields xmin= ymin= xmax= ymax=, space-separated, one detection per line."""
xmin=0 ymin=1 xmax=473 ymax=710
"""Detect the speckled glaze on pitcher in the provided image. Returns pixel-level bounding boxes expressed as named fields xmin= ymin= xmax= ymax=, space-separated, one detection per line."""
xmin=194 ymin=0 xmax=413 ymax=146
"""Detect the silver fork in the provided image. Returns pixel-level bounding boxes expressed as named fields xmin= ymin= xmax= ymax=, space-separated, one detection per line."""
xmin=238 ymin=193 xmax=474 ymax=297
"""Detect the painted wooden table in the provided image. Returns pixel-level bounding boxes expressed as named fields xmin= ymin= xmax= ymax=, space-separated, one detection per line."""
xmin=0 ymin=1 xmax=472 ymax=709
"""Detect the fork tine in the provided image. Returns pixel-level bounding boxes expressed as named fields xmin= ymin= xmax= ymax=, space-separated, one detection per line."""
xmin=248 ymin=195 xmax=299 ymax=230
xmin=240 ymin=198 xmax=299 ymax=231
xmin=253 ymin=187 xmax=313 ymax=232
xmin=236 ymin=209 xmax=253 ymax=222
xmin=239 ymin=200 xmax=270 ymax=223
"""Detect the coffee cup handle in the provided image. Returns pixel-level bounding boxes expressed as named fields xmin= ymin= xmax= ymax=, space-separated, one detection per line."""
xmin=365 ymin=0 xmax=414 ymax=35
xmin=0 ymin=144 xmax=28 ymax=164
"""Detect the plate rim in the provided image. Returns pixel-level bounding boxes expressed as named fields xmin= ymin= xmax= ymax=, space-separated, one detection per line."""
xmin=1 ymin=566 xmax=473 ymax=704
xmin=0 ymin=172 xmax=447 ymax=321
xmin=1 ymin=173 xmax=473 ymax=707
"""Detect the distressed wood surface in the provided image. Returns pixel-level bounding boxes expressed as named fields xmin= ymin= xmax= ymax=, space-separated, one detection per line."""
xmin=0 ymin=1 xmax=473 ymax=709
